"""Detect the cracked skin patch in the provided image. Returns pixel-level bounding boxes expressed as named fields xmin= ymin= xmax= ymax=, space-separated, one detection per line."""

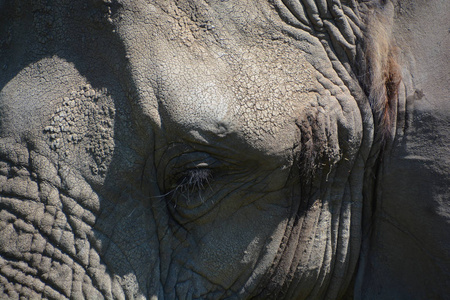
xmin=44 ymin=84 xmax=115 ymax=177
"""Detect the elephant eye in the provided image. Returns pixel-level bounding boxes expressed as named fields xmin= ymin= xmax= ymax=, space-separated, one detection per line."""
xmin=162 ymin=164 xmax=222 ymax=221
xmin=177 ymin=168 xmax=213 ymax=191
xmin=157 ymin=149 xmax=220 ymax=211
xmin=166 ymin=167 xmax=214 ymax=206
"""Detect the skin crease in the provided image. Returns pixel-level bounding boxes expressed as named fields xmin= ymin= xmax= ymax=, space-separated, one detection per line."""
xmin=0 ymin=0 xmax=449 ymax=300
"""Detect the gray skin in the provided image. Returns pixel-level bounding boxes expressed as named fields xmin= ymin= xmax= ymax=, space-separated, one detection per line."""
xmin=0 ymin=0 xmax=448 ymax=299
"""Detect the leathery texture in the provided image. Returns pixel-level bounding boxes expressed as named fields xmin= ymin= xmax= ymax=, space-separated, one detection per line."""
xmin=0 ymin=0 xmax=397 ymax=299
xmin=0 ymin=140 xmax=125 ymax=299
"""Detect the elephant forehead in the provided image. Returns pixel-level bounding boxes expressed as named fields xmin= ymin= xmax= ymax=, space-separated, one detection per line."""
xmin=114 ymin=0 xmax=320 ymax=158
xmin=154 ymin=43 xmax=317 ymax=154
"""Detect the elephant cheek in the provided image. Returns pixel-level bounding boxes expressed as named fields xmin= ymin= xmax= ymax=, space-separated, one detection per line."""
xmin=174 ymin=204 xmax=290 ymax=295
xmin=254 ymin=173 xmax=362 ymax=299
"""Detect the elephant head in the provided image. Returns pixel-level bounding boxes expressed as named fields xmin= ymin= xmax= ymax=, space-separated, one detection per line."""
xmin=0 ymin=0 xmax=448 ymax=299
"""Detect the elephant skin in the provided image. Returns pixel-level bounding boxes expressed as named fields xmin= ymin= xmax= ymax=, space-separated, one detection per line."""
xmin=0 ymin=0 xmax=448 ymax=299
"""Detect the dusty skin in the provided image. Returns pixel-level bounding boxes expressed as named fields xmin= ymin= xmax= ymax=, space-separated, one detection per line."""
xmin=0 ymin=0 xmax=449 ymax=299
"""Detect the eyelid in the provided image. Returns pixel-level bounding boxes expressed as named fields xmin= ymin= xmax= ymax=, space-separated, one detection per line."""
xmin=178 ymin=167 xmax=213 ymax=187
xmin=196 ymin=162 xmax=209 ymax=168
xmin=162 ymin=154 xmax=217 ymax=192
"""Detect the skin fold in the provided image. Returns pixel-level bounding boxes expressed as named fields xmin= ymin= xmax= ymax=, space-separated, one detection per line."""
xmin=0 ymin=0 xmax=448 ymax=299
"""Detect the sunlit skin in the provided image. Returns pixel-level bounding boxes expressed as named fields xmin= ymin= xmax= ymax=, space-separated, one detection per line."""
xmin=0 ymin=0 xmax=448 ymax=299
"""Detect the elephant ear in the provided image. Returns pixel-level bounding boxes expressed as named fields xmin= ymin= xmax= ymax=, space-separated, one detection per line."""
xmin=355 ymin=0 xmax=450 ymax=298
xmin=357 ymin=1 xmax=402 ymax=143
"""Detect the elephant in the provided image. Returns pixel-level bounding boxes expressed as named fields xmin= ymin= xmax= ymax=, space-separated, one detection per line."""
xmin=0 ymin=0 xmax=449 ymax=299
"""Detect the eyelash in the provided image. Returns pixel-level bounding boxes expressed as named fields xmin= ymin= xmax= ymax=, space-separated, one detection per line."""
xmin=163 ymin=168 xmax=213 ymax=207
xmin=176 ymin=168 xmax=213 ymax=192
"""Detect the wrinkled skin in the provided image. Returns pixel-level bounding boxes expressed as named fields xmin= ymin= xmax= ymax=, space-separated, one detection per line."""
xmin=0 ymin=0 xmax=448 ymax=299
